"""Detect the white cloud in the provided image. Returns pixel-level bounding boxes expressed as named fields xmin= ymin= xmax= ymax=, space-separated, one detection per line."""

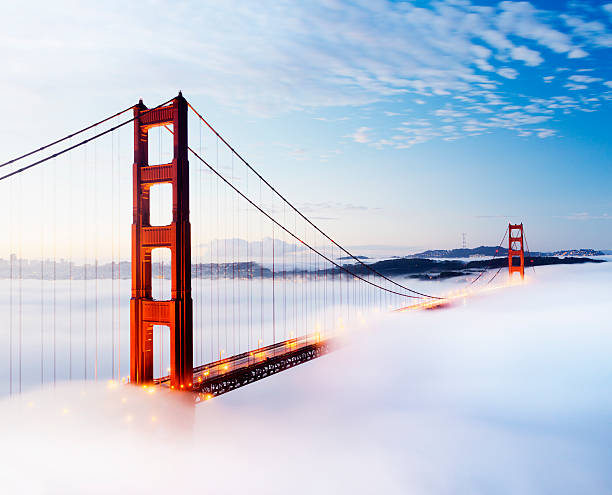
xmin=497 ymin=1 xmax=579 ymax=55
xmin=298 ymin=201 xmax=377 ymax=213
xmin=475 ymin=59 xmax=494 ymax=71
xmin=0 ymin=0 xmax=606 ymax=119
xmin=563 ymin=14 xmax=612 ymax=49
xmin=605 ymin=81 xmax=612 ymax=88
xmin=563 ymin=212 xmax=611 ymax=220
xmin=568 ymin=74 xmax=602 ymax=83
xmin=346 ymin=127 xmax=372 ymax=144
xmin=469 ymin=105 xmax=494 ymax=114
xmin=314 ymin=116 xmax=349 ymax=122
xmin=510 ymin=45 xmax=543 ymax=66
xmin=535 ymin=128 xmax=556 ymax=138
xmin=497 ymin=67 xmax=519 ymax=79
xmin=434 ymin=108 xmax=467 ymax=119
xmin=568 ymin=47 xmax=589 ymax=58
xmin=1 ymin=0 xmax=611 ymax=152
xmin=564 ymin=83 xmax=588 ymax=90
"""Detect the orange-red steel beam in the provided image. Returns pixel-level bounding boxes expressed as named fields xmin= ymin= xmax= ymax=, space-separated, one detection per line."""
xmin=130 ymin=93 xmax=193 ymax=390
xmin=508 ymin=223 xmax=525 ymax=280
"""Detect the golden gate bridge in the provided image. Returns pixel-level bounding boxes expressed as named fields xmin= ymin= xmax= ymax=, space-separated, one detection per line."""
xmin=0 ymin=93 xmax=530 ymax=401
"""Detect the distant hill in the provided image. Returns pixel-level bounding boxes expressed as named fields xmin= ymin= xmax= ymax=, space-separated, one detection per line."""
xmin=407 ymin=246 xmax=509 ymax=258
xmin=407 ymin=246 xmax=604 ymax=258
xmin=340 ymin=256 xmax=604 ymax=281
xmin=551 ymin=249 xmax=606 ymax=257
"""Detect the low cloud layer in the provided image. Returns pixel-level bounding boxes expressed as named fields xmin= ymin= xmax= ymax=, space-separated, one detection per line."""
xmin=1 ymin=260 xmax=611 ymax=494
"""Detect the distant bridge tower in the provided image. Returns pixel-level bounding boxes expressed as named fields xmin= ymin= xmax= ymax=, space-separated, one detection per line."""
xmin=130 ymin=93 xmax=193 ymax=390
xmin=508 ymin=223 xmax=525 ymax=280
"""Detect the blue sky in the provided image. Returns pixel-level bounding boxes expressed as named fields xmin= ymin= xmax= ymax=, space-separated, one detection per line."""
xmin=1 ymin=0 xmax=611 ymax=252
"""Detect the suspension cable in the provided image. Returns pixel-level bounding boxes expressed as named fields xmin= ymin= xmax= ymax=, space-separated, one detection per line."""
xmin=185 ymin=143 xmax=424 ymax=300
xmin=523 ymin=229 xmax=537 ymax=274
xmin=469 ymin=226 xmax=509 ymax=285
xmin=187 ymin=103 xmax=442 ymax=300
xmin=0 ymin=105 xmax=135 ymax=170
xmin=0 ymin=99 xmax=174 ymax=182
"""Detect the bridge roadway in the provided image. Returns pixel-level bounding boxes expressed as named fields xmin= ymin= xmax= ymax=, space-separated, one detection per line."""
xmin=154 ymin=334 xmax=334 ymax=400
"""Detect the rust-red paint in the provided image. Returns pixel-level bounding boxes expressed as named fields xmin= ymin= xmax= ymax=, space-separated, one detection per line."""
xmin=130 ymin=94 xmax=193 ymax=390
xmin=508 ymin=223 xmax=525 ymax=280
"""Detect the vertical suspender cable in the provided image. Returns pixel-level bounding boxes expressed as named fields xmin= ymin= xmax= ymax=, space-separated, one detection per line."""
xmin=283 ymin=202 xmax=286 ymax=342
xmin=259 ymin=180 xmax=263 ymax=347
xmin=247 ymin=170 xmax=252 ymax=358
xmin=83 ymin=140 xmax=88 ymax=380
xmin=197 ymin=118 xmax=201 ymax=366
xmin=94 ymin=137 xmax=98 ymax=381
xmin=50 ymin=143 xmax=57 ymax=384
xmin=9 ymin=167 xmax=13 ymax=396
xmin=117 ymin=118 xmax=121 ymax=381
xmin=53 ymin=140 xmax=57 ymax=386
xmin=111 ymin=129 xmax=115 ymax=380
xmin=158 ymin=127 xmax=163 ymax=378
xmin=272 ymin=215 xmax=276 ymax=354
xmin=18 ymin=171 xmax=22 ymax=393
xmin=210 ymin=157 xmax=214 ymax=364
xmin=303 ymin=218 xmax=307 ymax=343
xmin=222 ymin=165 xmax=228 ymax=357
xmin=40 ymin=157 xmax=45 ymax=386
xmin=69 ymin=137 xmax=73 ymax=381
xmin=293 ymin=208 xmax=297 ymax=339
xmin=216 ymin=139 xmax=221 ymax=358
xmin=235 ymin=153 xmax=241 ymax=355
xmin=232 ymin=153 xmax=236 ymax=356
xmin=199 ymin=121 xmax=204 ymax=365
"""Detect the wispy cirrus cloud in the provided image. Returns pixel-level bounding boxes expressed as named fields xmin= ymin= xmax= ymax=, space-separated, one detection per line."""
xmin=345 ymin=127 xmax=372 ymax=144
xmin=560 ymin=212 xmax=612 ymax=221
xmin=1 ymin=0 xmax=612 ymax=148
xmin=569 ymin=74 xmax=603 ymax=83
xmin=299 ymin=201 xmax=381 ymax=214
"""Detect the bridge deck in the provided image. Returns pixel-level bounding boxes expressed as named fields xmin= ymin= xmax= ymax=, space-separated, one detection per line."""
xmin=154 ymin=335 xmax=334 ymax=400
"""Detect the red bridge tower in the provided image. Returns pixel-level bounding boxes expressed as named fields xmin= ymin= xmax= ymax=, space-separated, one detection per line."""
xmin=508 ymin=223 xmax=525 ymax=280
xmin=130 ymin=93 xmax=193 ymax=390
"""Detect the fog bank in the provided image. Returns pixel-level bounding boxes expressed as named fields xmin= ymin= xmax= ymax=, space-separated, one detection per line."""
xmin=1 ymin=261 xmax=611 ymax=494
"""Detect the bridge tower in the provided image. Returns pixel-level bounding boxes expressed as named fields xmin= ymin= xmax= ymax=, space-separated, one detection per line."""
xmin=130 ymin=93 xmax=193 ymax=390
xmin=508 ymin=223 xmax=525 ymax=280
